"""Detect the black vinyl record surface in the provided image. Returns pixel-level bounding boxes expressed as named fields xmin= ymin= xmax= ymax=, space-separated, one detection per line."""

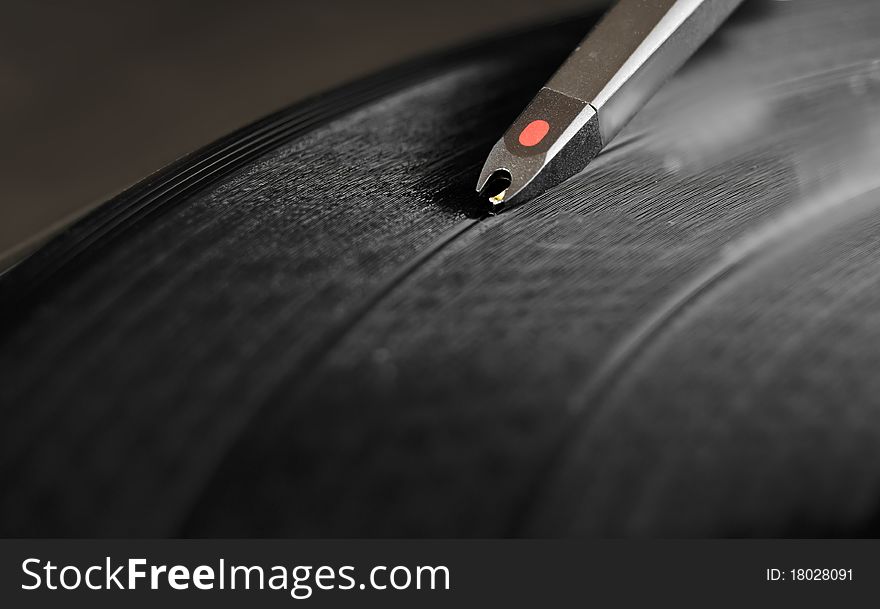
xmin=3 ymin=0 xmax=880 ymax=537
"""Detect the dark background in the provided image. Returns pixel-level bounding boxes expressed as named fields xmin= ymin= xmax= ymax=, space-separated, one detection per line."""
xmin=0 ymin=0 xmax=600 ymax=264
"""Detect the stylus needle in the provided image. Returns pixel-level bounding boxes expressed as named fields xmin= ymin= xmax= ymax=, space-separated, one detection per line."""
xmin=476 ymin=0 xmax=744 ymax=213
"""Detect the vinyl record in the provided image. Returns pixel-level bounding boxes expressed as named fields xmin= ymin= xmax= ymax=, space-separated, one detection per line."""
xmin=3 ymin=0 xmax=880 ymax=537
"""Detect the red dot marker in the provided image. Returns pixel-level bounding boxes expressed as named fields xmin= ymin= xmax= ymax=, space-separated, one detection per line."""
xmin=518 ymin=119 xmax=550 ymax=147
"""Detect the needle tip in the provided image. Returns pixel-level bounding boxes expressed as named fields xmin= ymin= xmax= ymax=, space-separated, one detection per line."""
xmin=489 ymin=188 xmax=506 ymax=205
xmin=478 ymin=168 xmax=512 ymax=212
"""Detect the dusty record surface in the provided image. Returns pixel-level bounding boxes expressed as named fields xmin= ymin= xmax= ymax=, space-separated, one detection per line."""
xmin=2 ymin=0 xmax=880 ymax=537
